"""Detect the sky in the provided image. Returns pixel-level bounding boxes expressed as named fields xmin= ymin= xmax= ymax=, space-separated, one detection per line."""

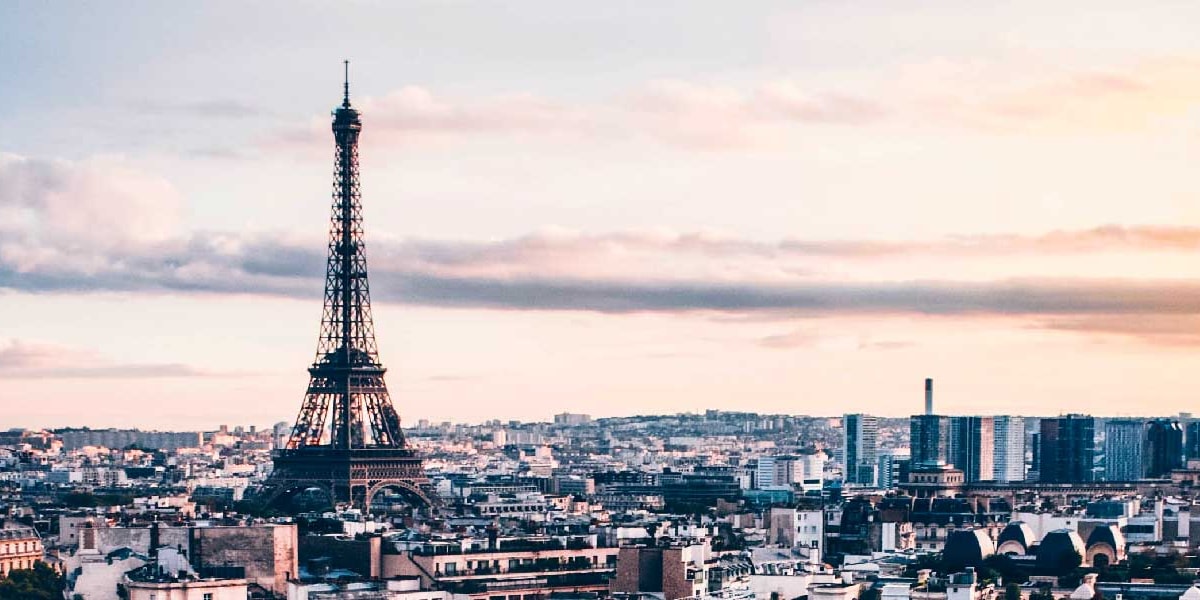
xmin=3 ymin=1 xmax=1200 ymax=429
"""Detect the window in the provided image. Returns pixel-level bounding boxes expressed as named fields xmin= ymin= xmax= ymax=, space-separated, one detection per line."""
xmin=203 ymin=594 xmax=213 ymax=600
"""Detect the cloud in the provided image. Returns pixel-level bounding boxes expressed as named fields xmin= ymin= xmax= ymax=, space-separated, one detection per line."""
xmin=0 ymin=153 xmax=184 ymax=254
xmin=136 ymin=99 xmax=269 ymax=119
xmin=1037 ymin=315 xmax=1200 ymax=347
xmin=902 ymin=57 xmax=1200 ymax=134
xmin=271 ymin=78 xmax=884 ymax=151
xmin=267 ymin=56 xmax=1200 ymax=154
xmin=6 ymin=153 xmax=1200 ymax=332
xmin=0 ymin=339 xmax=208 ymax=379
xmin=758 ymin=329 xmax=821 ymax=349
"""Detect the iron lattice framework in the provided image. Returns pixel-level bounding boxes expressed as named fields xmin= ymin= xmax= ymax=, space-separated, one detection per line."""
xmin=286 ymin=68 xmax=404 ymax=451
xmin=267 ymin=64 xmax=431 ymax=511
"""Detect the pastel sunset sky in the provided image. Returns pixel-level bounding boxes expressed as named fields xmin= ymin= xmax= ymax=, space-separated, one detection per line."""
xmin=3 ymin=1 xmax=1200 ymax=429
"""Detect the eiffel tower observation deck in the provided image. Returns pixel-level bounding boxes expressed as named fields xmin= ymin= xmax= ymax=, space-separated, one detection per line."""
xmin=262 ymin=63 xmax=432 ymax=512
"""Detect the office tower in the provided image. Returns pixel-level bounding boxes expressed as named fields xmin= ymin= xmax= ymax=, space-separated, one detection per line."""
xmin=949 ymin=416 xmax=995 ymax=482
xmin=911 ymin=414 xmax=951 ymax=468
xmin=1104 ymin=419 xmax=1146 ymax=481
xmin=992 ymin=416 xmax=1025 ymax=482
xmin=843 ymin=414 xmax=879 ymax=486
xmin=756 ymin=456 xmax=778 ymax=488
xmin=1038 ymin=415 xmax=1095 ymax=483
xmin=1187 ymin=421 xmax=1200 ymax=461
xmin=1145 ymin=419 xmax=1183 ymax=478
xmin=877 ymin=450 xmax=910 ymax=489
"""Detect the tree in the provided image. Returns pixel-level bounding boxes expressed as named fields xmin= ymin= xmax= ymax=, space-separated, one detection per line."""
xmin=61 ymin=492 xmax=98 ymax=508
xmin=0 ymin=562 xmax=64 ymax=600
xmin=1005 ymin=582 xmax=1022 ymax=600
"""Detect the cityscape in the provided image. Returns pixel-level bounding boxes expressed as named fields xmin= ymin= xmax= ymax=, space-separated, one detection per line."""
xmin=5 ymin=3 xmax=1200 ymax=600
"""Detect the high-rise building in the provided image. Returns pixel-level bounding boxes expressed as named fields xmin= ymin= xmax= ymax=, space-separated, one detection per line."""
xmin=1038 ymin=415 xmax=1095 ymax=483
xmin=756 ymin=456 xmax=779 ymax=489
xmin=1187 ymin=421 xmax=1200 ymax=461
xmin=949 ymin=416 xmax=995 ymax=482
xmin=1145 ymin=419 xmax=1183 ymax=478
xmin=877 ymin=450 xmax=910 ymax=489
xmin=903 ymin=378 xmax=964 ymax=497
xmin=1104 ymin=419 xmax=1146 ymax=481
xmin=842 ymin=414 xmax=879 ymax=486
xmin=911 ymin=414 xmax=951 ymax=468
xmin=992 ymin=416 xmax=1025 ymax=482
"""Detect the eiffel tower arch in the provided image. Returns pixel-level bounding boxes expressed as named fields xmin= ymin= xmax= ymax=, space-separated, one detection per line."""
xmin=259 ymin=63 xmax=434 ymax=513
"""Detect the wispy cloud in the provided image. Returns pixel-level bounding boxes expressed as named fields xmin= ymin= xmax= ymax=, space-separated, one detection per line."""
xmin=266 ymin=57 xmax=1200 ymax=153
xmin=0 ymin=339 xmax=209 ymax=379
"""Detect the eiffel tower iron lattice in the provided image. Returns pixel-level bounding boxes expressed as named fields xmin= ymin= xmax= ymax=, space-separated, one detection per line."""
xmin=263 ymin=63 xmax=432 ymax=511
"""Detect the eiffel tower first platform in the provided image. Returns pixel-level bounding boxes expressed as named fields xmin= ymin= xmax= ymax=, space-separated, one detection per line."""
xmin=262 ymin=63 xmax=433 ymax=512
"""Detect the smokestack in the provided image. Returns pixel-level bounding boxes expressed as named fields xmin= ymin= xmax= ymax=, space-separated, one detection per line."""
xmin=925 ymin=378 xmax=933 ymax=415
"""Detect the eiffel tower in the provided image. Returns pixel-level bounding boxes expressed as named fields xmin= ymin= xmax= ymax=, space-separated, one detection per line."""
xmin=263 ymin=63 xmax=432 ymax=511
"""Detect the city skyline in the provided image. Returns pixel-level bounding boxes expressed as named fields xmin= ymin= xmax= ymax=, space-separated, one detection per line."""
xmin=5 ymin=2 xmax=1200 ymax=428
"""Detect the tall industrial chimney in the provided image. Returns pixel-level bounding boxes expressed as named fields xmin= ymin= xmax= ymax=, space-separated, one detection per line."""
xmin=924 ymin=378 xmax=933 ymax=415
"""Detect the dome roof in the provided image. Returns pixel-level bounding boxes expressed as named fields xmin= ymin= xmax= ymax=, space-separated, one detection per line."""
xmin=997 ymin=521 xmax=1036 ymax=551
xmin=1086 ymin=523 xmax=1125 ymax=550
xmin=944 ymin=529 xmax=997 ymax=568
xmin=1037 ymin=529 xmax=1086 ymax=572
xmin=1179 ymin=587 xmax=1200 ymax=600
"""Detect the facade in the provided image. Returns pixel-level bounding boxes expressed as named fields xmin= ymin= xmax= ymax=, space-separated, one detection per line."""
xmin=992 ymin=416 xmax=1025 ymax=482
xmin=125 ymin=577 xmax=248 ymax=600
xmin=1105 ymin=419 xmax=1146 ymax=481
xmin=948 ymin=416 xmax=994 ymax=483
xmin=1145 ymin=419 xmax=1184 ymax=478
xmin=611 ymin=544 xmax=712 ymax=600
xmin=57 ymin=429 xmax=202 ymax=451
xmin=877 ymin=450 xmax=910 ymax=489
xmin=842 ymin=414 xmax=879 ymax=486
xmin=1187 ymin=421 xmax=1200 ymax=460
xmin=0 ymin=527 xmax=43 ymax=576
xmin=1039 ymin=415 xmax=1095 ymax=483
xmin=765 ymin=507 xmax=824 ymax=558
xmin=388 ymin=538 xmax=617 ymax=600
xmin=911 ymin=415 xmax=951 ymax=468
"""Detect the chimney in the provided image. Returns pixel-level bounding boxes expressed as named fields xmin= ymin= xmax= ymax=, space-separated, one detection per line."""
xmin=925 ymin=378 xmax=934 ymax=415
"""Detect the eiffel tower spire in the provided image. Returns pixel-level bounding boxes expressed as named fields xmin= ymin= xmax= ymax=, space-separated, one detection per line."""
xmin=285 ymin=61 xmax=405 ymax=450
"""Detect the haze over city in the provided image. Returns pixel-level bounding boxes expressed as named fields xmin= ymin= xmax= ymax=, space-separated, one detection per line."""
xmin=5 ymin=1 xmax=1200 ymax=429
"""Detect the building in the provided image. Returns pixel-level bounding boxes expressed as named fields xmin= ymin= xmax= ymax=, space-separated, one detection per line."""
xmin=554 ymin=413 xmax=593 ymax=426
xmin=611 ymin=544 xmax=712 ymax=600
xmin=388 ymin=535 xmax=617 ymax=600
xmin=906 ymin=379 xmax=964 ymax=496
xmin=911 ymin=415 xmax=951 ymax=469
xmin=991 ymin=416 xmax=1025 ymax=482
xmin=0 ymin=527 xmax=43 ymax=576
xmin=948 ymin=416 xmax=994 ymax=483
xmin=57 ymin=428 xmax=202 ymax=451
xmin=876 ymin=450 xmax=910 ymax=490
xmin=124 ymin=576 xmax=248 ymax=600
xmin=842 ymin=414 xmax=879 ymax=486
xmin=1105 ymin=419 xmax=1146 ymax=481
xmin=1039 ymin=415 xmax=1095 ymax=483
xmin=1146 ymin=419 xmax=1184 ymax=478
xmin=1187 ymin=421 xmax=1200 ymax=461
xmin=765 ymin=507 xmax=824 ymax=559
